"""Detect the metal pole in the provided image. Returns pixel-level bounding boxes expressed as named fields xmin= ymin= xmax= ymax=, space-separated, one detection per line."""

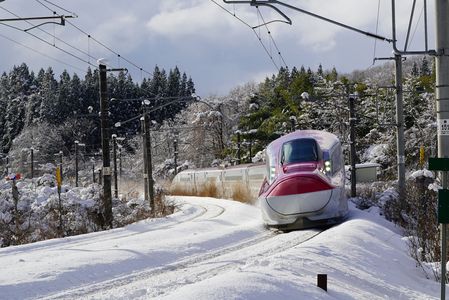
xmin=112 ymin=135 xmax=118 ymax=198
xmin=99 ymin=64 xmax=113 ymax=228
xmin=349 ymin=95 xmax=357 ymax=198
xmin=30 ymin=148 xmax=34 ymax=179
xmin=436 ymin=0 xmax=449 ymax=297
xmin=174 ymin=138 xmax=178 ymax=176
xmin=394 ymin=54 xmax=406 ymax=204
xmin=75 ymin=141 xmax=79 ymax=187
xmin=143 ymin=111 xmax=154 ymax=211
xmin=6 ymin=156 xmax=9 ymax=175
xmin=237 ymin=132 xmax=241 ymax=165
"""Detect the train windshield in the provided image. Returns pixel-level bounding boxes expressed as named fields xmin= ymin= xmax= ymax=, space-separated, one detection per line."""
xmin=281 ymin=138 xmax=319 ymax=164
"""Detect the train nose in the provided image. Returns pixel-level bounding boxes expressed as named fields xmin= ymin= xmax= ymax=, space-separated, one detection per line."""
xmin=269 ymin=174 xmax=333 ymax=196
xmin=264 ymin=174 xmax=334 ymax=215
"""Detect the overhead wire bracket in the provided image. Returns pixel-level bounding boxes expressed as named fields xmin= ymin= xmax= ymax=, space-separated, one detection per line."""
xmin=223 ymin=0 xmax=393 ymax=42
xmin=0 ymin=15 xmax=75 ymax=31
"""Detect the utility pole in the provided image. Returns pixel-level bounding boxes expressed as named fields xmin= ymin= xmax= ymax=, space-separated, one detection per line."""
xmin=394 ymin=54 xmax=406 ymax=205
xmin=173 ymin=137 xmax=178 ymax=176
xmin=30 ymin=147 xmax=34 ymax=179
xmin=75 ymin=141 xmax=79 ymax=187
xmin=435 ymin=0 xmax=449 ymax=297
xmin=59 ymin=151 xmax=63 ymax=182
xmin=6 ymin=156 xmax=9 ymax=176
xmin=349 ymin=95 xmax=357 ymax=197
xmin=141 ymin=117 xmax=149 ymax=202
xmin=112 ymin=134 xmax=118 ymax=198
xmin=92 ymin=163 xmax=96 ymax=183
xmin=143 ymin=110 xmax=155 ymax=211
xmin=119 ymin=146 xmax=122 ymax=178
xmin=99 ymin=63 xmax=113 ymax=228
xmin=237 ymin=131 xmax=241 ymax=165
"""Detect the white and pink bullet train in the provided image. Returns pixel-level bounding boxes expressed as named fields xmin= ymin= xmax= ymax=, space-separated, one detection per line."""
xmin=171 ymin=130 xmax=348 ymax=230
xmin=258 ymin=130 xmax=348 ymax=230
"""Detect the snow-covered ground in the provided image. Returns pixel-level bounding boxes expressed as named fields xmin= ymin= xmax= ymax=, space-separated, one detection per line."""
xmin=0 ymin=196 xmax=441 ymax=299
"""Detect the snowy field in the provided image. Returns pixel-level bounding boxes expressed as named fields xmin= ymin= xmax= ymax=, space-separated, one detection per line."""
xmin=0 ymin=196 xmax=441 ymax=299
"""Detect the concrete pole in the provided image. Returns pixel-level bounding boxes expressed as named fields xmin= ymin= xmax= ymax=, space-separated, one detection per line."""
xmin=75 ymin=141 xmax=79 ymax=187
xmin=173 ymin=138 xmax=178 ymax=176
xmin=394 ymin=54 xmax=406 ymax=204
xmin=436 ymin=0 xmax=449 ymax=297
xmin=141 ymin=117 xmax=149 ymax=202
xmin=237 ymin=132 xmax=241 ymax=165
xmin=143 ymin=111 xmax=155 ymax=211
xmin=30 ymin=148 xmax=34 ymax=179
xmin=349 ymin=95 xmax=357 ymax=197
xmin=99 ymin=64 xmax=113 ymax=228
xmin=119 ymin=146 xmax=122 ymax=178
xmin=112 ymin=135 xmax=118 ymax=198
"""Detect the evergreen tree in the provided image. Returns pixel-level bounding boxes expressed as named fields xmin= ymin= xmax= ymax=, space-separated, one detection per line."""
xmin=317 ymin=64 xmax=324 ymax=77
xmin=39 ymin=67 xmax=58 ymax=124
xmin=420 ymin=56 xmax=431 ymax=76
xmin=411 ymin=61 xmax=419 ymax=77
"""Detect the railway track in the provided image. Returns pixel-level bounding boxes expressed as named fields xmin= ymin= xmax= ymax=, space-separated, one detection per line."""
xmin=45 ymin=226 xmax=324 ymax=299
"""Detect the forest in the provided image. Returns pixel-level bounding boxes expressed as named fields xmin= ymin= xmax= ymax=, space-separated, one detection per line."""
xmin=0 ymin=57 xmax=441 ymax=280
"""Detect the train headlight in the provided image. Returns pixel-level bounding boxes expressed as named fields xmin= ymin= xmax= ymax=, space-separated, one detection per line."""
xmin=324 ymin=160 xmax=331 ymax=173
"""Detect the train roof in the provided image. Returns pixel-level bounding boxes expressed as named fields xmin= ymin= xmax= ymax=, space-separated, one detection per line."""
xmin=267 ymin=130 xmax=339 ymax=151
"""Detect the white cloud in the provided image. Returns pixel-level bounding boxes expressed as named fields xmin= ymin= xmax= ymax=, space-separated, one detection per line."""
xmin=146 ymin=1 xmax=256 ymax=41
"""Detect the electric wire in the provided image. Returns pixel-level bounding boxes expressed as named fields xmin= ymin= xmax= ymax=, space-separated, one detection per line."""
xmin=0 ymin=32 xmax=86 ymax=72
xmin=256 ymin=7 xmax=288 ymax=68
xmin=0 ymin=6 xmax=98 ymax=65
xmin=40 ymin=0 xmax=78 ymax=17
xmin=65 ymin=20 xmax=152 ymax=77
xmin=210 ymin=0 xmax=280 ymax=71
xmin=32 ymin=0 xmax=152 ymax=76
xmin=33 ymin=0 xmax=55 ymax=14
xmin=372 ymin=0 xmax=381 ymax=65
xmin=0 ymin=20 xmax=96 ymax=68
xmin=409 ymin=4 xmax=424 ymax=49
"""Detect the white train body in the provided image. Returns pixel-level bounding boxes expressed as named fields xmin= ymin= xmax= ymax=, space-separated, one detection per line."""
xmin=172 ymin=130 xmax=348 ymax=230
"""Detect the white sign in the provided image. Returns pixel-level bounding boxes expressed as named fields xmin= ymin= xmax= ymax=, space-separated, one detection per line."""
xmin=103 ymin=167 xmax=111 ymax=176
xmin=438 ymin=119 xmax=449 ymax=135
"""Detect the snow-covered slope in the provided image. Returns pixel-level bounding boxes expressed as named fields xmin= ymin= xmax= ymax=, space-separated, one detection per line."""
xmin=0 ymin=196 xmax=440 ymax=299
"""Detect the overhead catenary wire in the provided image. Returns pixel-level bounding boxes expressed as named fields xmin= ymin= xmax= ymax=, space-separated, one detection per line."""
xmin=409 ymin=4 xmax=425 ymax=50
xmin=0 ymin=6 xmax=98 ymax=67
xmin=32 ymin=0 xmax=152 ymax=76
xmin=65 ymin=20 xmax=153 ymax=77
xmin=0 ymin=32 xmax=86 ymax=72
xmin=372 ymin=0 xmax=381 ymax=65
xmin=209 ymin=0 xmax=280 ymax=71
xmin=255 ymin=7 xmax=288 ymax=68
xmin=39 ymin=0 xmax=78 ymax=17
xmin=0 ymin=21 xmax=96 ymax=68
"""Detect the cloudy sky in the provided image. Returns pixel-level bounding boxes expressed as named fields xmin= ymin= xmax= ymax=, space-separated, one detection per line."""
xmin=0 ymin=0 xmax=434 ymax=96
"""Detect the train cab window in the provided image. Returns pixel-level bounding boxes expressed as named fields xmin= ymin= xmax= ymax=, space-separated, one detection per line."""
xmin=281 ymin=138 xmax=320 ymax=165
xmin=331 ymin=144 xmax=343 ymax=174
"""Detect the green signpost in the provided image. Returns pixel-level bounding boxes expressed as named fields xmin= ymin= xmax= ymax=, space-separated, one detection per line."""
xmin=429 ymin=157 xmax=449 ymax=298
